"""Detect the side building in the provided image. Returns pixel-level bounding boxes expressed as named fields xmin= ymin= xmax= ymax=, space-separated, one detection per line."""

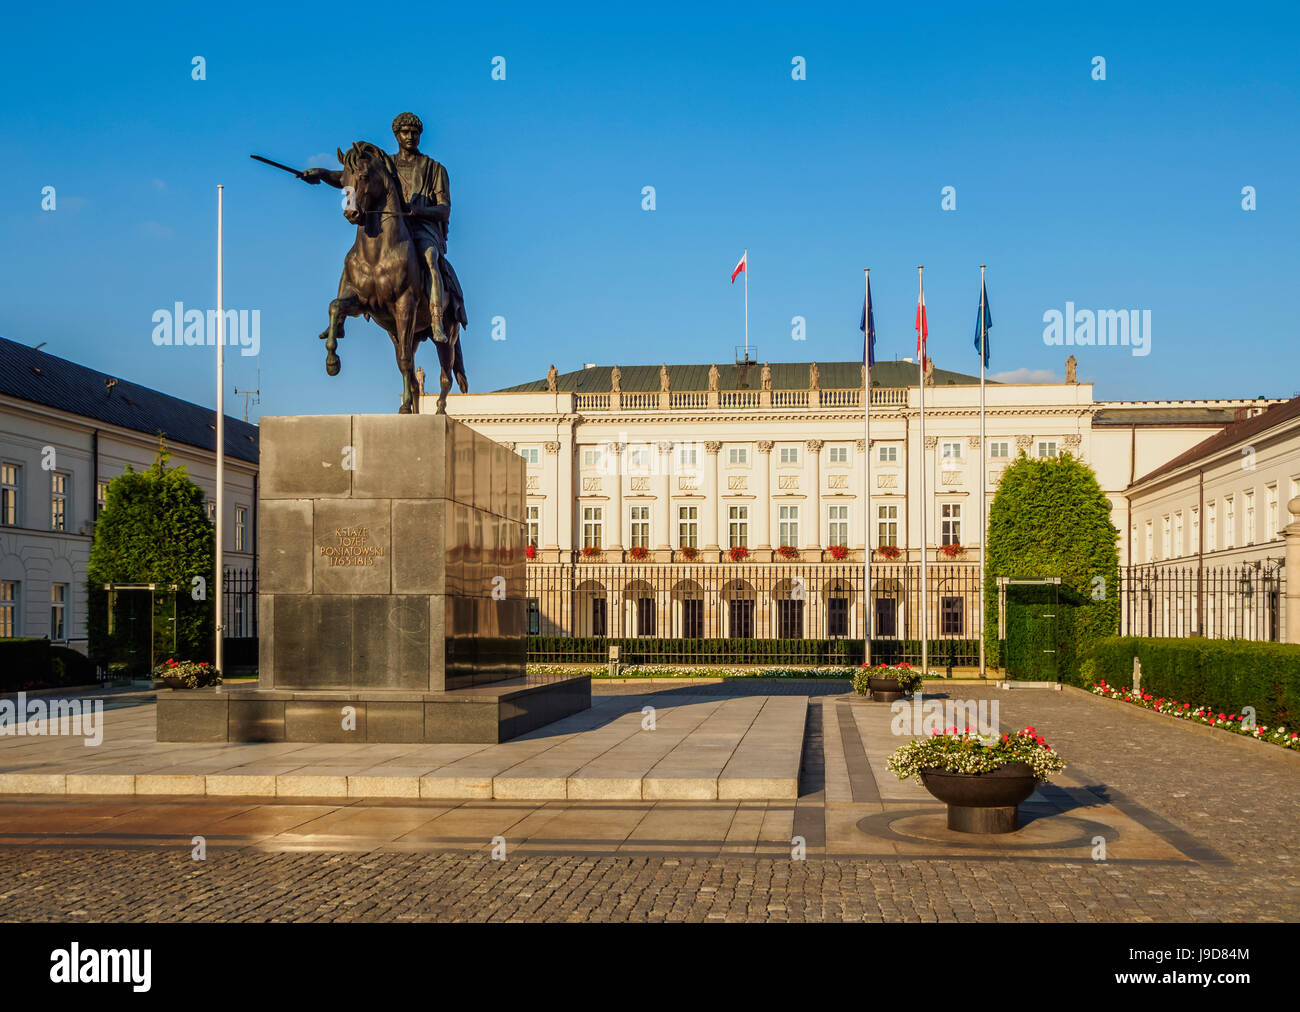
xmin=0 ymin=337 xmax=259 ymax=650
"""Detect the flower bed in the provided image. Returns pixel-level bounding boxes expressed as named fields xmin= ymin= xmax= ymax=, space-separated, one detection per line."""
xmin=1090 ymin=679 xmax=1300 ymax=752
xmin=852 ymin=662 xmax=924 ymax=696
xmin=888 ymin=726 xmax=1066 ymax=781
xmin=152 ymin=658 xmax=222 ymax=689
xmin=527 ymin=663 xmax=855 ymax=679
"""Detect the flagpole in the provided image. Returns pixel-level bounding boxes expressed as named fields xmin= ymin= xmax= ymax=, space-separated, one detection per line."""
xmin=743 ymin=247 xmax=749 ymax=360
xmin=917 ymin=266 xmax=928 ymax=676
xmin=214 ymin=185 xmax=225 ymax=677
xmin=863 ymin=268 xmax=872 ymax=668
xmin=978 ymin=265 xmax=987 ymax=679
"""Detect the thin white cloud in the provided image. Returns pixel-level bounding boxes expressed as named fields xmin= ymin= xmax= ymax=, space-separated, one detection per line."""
xmin=305 ymin=152 xmax=333 ymax=167
xmin=990 ymin=368 xmax=1059 ymax=384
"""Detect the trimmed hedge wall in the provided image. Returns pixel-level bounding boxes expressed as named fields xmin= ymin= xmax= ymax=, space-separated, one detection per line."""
xmin=1083 ymin=637 xmax=1300 ymax=727
xmin=528 ymin=637 xmax=980 ymax=667
xmin=0 ymin=639 xmax=98 ymax=693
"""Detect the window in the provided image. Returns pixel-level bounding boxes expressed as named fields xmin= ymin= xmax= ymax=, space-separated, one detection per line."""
xmin=941 ymin=503 xmax=961 ymax=546
xmin=1144 ymin=521 xmax=1153 ymax=561
xmin=234 ymin=505 xmax=248 ymax=552
xmin=46 ymin=587 xmax=66 ymax=640
xmin=829 ymin=445 xmax=848 ymax=464
xmin=779 ymin=447 xmax=799 ymax=464
xmin=1267 ymin=484 xmax=1278 ymax=540
xmin=628 ymin=446 xmax=650 ymax=471
xmin=635 ymin=597 xmax=656 ymax=636
xmin=827 ymin=596 xmax=849 ymax=637
xmin=1161 ymin=516 xmax=1171 ymax=558
xmin=0 ymin=581 xmax=17 ymax=637
xmin=878 ymin=445 xmax=898 ymax=463
xmin=1207 ymin=503 xmax=1217 ymax=552
xmin=875 ymin=598 xmax=898 ymax=637
xmin=682 ymin=598 xmax=703 ymax=638
xmin=728 ymin=505 xmax=749 ymax=548
xmin=877 ymin=504 xmax=898 ymax=547
xmin=0 ymin=464 xmax=18 ymax=526
xmin=941 ymin=441 xmax=963 ymax=460
xmin=207 ymin=500 xmax=216 ymax=524
xmin=728 ymin=447 xmax=748 ymax=465
xmin=50 ymin=471 xmax=68 ymax=531
xmin=777 ymin=598 xmax=804 ymax=638
xmin=1191 ymin=507 xmax=1200 ymax=552
xmin=778 ymin=505 xmax=799 ymax=548
xmin=1037 ymin=441 xmax=1058 ymax=458
xmin=1174 ymin=512 xmax=1184 ymax=557
xmin=678 ymin=446 xmax=698 ymax=470
xmin=630 ymin=505 xmax=650 ymax=549
xmin=988 ymin=441 xmax=1010 ymax=459
xmin=521 ymin=447 xmax=540 ymax=465
xmin=827 ymin=505 xmax=848 ymax=547
xmin=1224 ymin=496 xmax=1235 ymax=548
xmin=526 ymin=504 xmax=541 ymax=547
xmin=581 ymin=447 xmax=604 ymax=470
xmin=941 ymin=596 xmax=964 ymax=635
xmin=96 ymin=479 xmax=109 ymax=515
xmin=590 ymin=597 xmax=607 ymax=636
xmin=582 ymin=505 xmax=603 ymax=548
xmin=728 ymin=598 xmax=754 ymax=637
xmin=526 ymin=598 xmax=540 ymax=635
xmin=1245 ymin=490 xmax=1255 ymax=545
xmin=677 ymin=505 xmax=698 ymax=549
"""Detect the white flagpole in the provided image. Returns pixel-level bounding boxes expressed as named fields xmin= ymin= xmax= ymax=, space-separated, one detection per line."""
xmin=918 ymin=265 xmax=928 ymax=676
xmin=214 ymin=185 xmax=225 ymax=676
xmin=978 ymin=265 xmax=987 ymax=679
xmin=743 ymin=248 xmax=749 ymax=360
xmin=863 ymin=268 xmax=872 ymax=667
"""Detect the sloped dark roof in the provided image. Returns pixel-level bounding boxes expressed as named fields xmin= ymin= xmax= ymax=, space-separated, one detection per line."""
xmin=497 ymin=359 xmax=990 ymax=394
xmin=1132 ymin=395 xmax=1300 ymax=486
xmin=0 ymin=337 xmax=259 ymax=464
xmin=1093 ymin=407 xmax=1241 ymax=426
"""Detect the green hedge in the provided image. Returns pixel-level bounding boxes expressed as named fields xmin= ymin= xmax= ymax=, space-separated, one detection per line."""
xmin=0 ymin=640 xmax=98 ymax=693
xmin=528 ymin=637 xmax=979 ymax=667
xmin=1083 ymin=637 xmax=1300 ymax=727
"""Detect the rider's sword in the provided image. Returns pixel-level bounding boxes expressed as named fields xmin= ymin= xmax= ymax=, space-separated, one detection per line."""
xmin=249 ymin=154 xmax=307 ymax=179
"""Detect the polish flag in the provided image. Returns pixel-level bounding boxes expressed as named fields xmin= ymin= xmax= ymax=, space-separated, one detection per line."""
xmin=915 ymin=284 xmax=929 ymax=368
xmin=731 ymin=251 xmax=747 ymax=283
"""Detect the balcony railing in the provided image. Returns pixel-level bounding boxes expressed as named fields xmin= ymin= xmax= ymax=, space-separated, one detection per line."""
xmin=572 ymin=387 xmax=911 ymax=413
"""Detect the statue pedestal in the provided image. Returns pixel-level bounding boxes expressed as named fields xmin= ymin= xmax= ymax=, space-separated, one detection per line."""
xmin=158 ymin=414 xmax=589 ymax=743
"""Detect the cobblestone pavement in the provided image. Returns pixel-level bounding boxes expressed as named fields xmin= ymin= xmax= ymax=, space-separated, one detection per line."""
xmin=0 ymin=680 xmax=1296 ymax=922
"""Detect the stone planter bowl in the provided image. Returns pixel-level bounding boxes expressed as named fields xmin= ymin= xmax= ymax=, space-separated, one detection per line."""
xmin=918 ymin=762 xmax=1039 ymax=834
xmin=867 ymin=676 xmax=905 ymax=702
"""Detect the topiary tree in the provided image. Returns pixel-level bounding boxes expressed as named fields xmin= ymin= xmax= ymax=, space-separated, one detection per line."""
xmin=984 ymin=452 xmax=1119 ymax=684
xmin=87 ymin=442 xmax=215 ymax=673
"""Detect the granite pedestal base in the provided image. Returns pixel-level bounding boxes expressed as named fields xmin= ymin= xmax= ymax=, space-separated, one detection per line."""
xmin=157 ymin=675 xmax=590 ymax=744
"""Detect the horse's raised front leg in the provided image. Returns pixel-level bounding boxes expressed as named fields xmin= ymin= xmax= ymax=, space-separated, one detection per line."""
xmin=319 ymin=287 xmax=363 ymax=377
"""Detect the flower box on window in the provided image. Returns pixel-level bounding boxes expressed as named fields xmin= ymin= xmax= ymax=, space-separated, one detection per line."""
xmin=828 ymin=544 xmax=849 ymax=560
xmin=776 ymin=545 xmax=799 ymax=560
xmin=940 ymin=543 xmax=964 ymax=559
xmin=525 ymin=544 xmax=537 ymax=560
xmin=728 ymin=545 xmax=750 ymax=562
xmin=876 ymin=545 xmax=902 ymax=561
xmin=679 ymin=546 xmax=699 ymax=561
xmin=628 ymin=546 xmax=649 ymax=561
xmin=581 ymin=545 xmax=602 ymax=559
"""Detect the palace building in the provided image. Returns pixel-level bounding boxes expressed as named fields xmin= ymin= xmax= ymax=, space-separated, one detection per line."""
xmin=437 ymin=359 xmax=1286 ymax=647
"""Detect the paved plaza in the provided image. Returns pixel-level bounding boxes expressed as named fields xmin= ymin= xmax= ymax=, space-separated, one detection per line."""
xmin=0 ymin=680 xmax=1297 ymax=921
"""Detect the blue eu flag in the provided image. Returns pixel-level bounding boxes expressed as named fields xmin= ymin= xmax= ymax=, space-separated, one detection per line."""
xmin=860 ymin=277 xmax=876 ymax=368
xmin=973 ymin=278 xmax=992 ymax=368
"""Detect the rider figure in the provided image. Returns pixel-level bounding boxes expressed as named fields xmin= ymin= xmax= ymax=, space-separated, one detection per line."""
xmin=303 ymin=111 xmax=450 ymax=345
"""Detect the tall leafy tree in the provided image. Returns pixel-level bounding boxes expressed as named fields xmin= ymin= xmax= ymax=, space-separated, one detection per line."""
xmin=984 ymin=452 xmax=1119 ymax=683
xmin=87 ymin=442 xmax=215 ymax=670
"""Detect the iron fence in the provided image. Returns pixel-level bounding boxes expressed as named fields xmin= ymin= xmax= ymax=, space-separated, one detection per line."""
xmin=222 ymin=567 xmax=258 ymax=639
xmin=1120 ymin=561 xmax=1286 ymax=641
xmin=525 ymin=561 xmax=983 ymax=666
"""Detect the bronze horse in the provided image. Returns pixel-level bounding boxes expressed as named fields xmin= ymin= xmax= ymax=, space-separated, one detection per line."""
xmin=319 ymin=141 xmax=467 ymax=413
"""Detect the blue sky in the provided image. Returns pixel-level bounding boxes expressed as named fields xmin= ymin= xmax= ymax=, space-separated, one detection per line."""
xmin=2 ymin=1 xmax=1297 ymax=420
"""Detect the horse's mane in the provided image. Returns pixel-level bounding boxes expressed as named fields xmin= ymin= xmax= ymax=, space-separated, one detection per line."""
xmin=343 ymin=141 xmax=409 ymax=213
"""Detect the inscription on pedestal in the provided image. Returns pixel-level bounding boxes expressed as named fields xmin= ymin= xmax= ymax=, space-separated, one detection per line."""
xmin=319 ymin=525 xmax=386 ymax=567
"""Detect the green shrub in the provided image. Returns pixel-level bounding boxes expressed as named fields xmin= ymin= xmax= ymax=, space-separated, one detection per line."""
xmin=526 ymin=636 xmax=978 ymax=667
xmin=985 ymin=453 xmax=1119 ymax=684
xmin=1083 ymin=637 xmax=1300 ymax=727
